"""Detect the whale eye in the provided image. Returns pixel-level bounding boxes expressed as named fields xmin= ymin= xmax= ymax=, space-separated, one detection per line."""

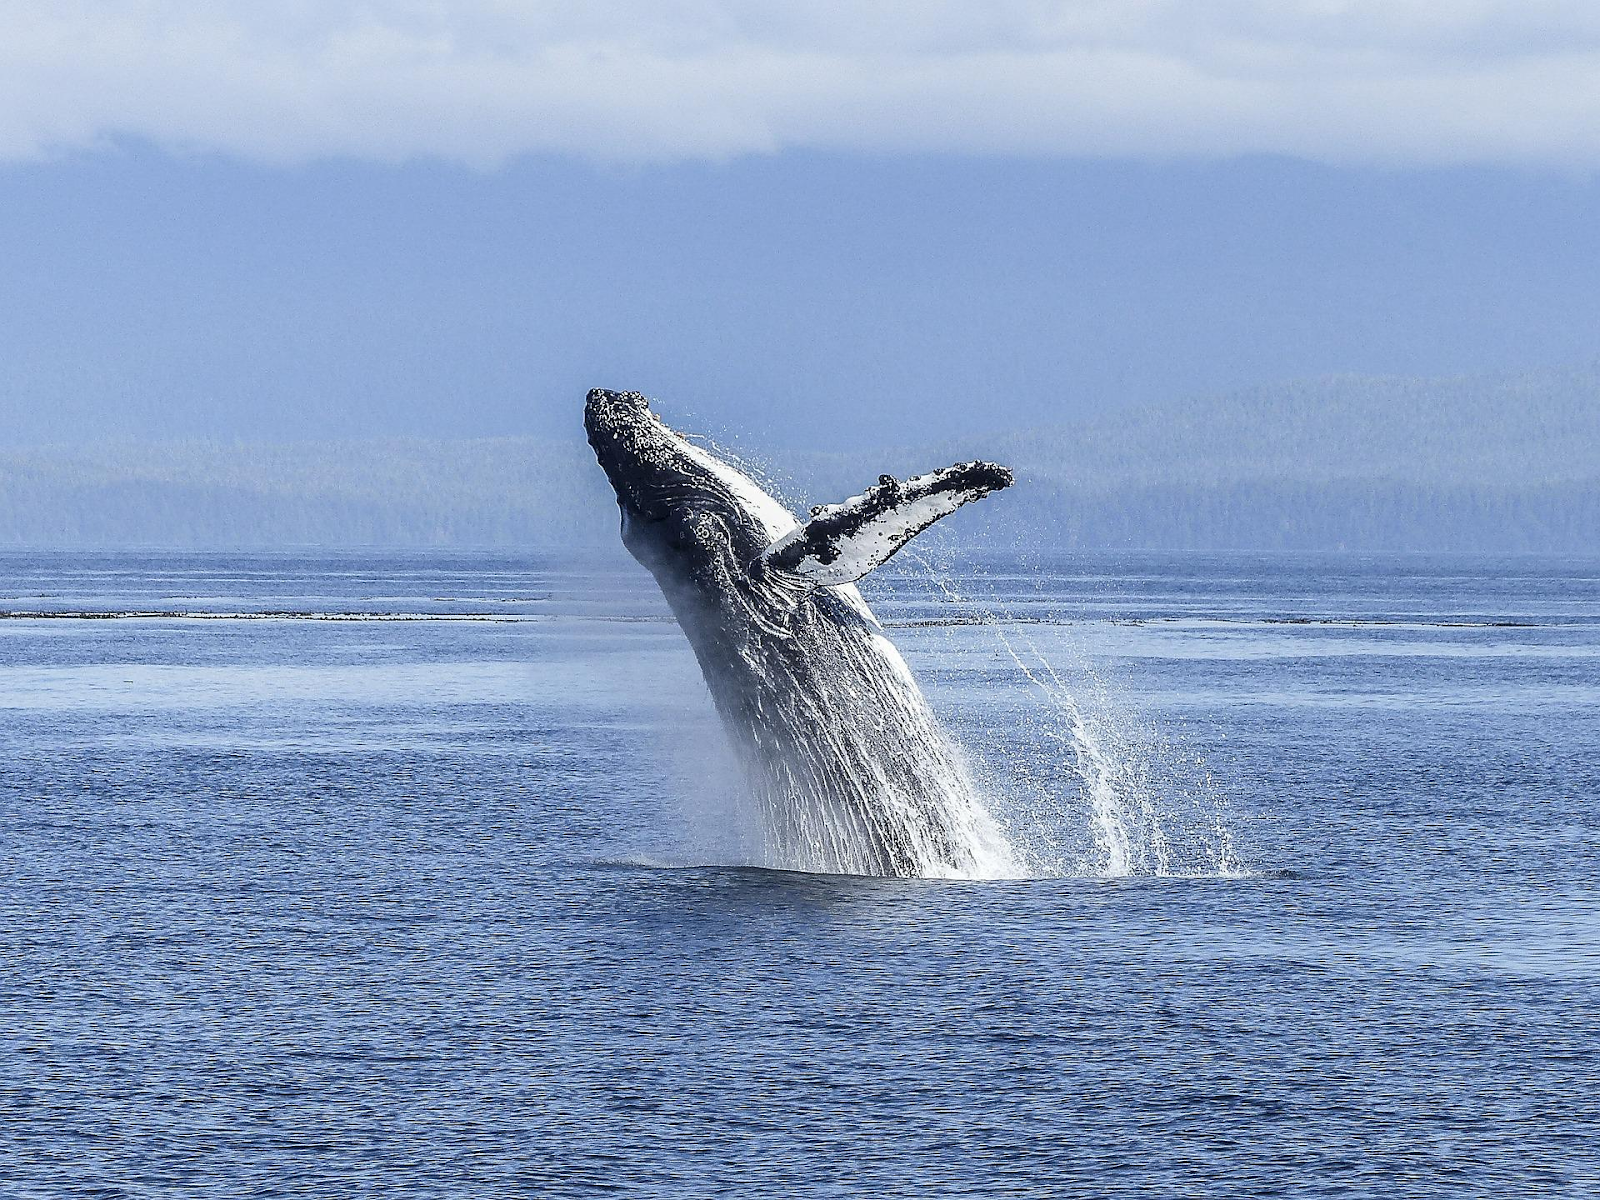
xmin=879 ymin=474 xmax=896 ymax=487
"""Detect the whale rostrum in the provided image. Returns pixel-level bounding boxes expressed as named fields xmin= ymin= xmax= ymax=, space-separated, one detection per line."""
xmin=585 ymin=388 xmax=1018 ymax=878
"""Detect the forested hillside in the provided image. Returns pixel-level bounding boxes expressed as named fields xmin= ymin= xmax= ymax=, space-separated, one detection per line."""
xmin=3 ymin=368 xmax=1596 ymax=551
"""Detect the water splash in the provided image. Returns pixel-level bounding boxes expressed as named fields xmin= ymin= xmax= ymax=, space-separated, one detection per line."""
xmin=720 ymin=585 xmax=1023 ymax=880
xmin=666 ymin=432 xmax=1022 ymax=881
xmin=900 ymin=550 xmax=1245 ymax=879
xmin=641 ymin=423 xmax=1240 ymax=880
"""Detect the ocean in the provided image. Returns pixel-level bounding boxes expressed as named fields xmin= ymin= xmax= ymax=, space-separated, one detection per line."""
xmin=2 ymin=548 xmax=1597 ymax=1197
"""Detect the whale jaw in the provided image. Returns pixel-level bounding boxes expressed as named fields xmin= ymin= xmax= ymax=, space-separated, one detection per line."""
xmin=585 ymin=388 xmax=799 ymax=575
xmin=584 ymin=389 xmax=676 ymax=524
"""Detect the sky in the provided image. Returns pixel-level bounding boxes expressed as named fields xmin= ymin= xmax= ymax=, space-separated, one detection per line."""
xmin=1 ymin=1 xmax=1597 ymax=449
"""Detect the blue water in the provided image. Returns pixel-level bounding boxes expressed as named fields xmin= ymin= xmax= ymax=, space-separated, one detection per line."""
xmin=3 ymin=549 xmax=1598 ymax=1197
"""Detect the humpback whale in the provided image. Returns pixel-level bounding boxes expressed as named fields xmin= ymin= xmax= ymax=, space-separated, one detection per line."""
xmin=585 ymin=388 xmax=1017 ymax=878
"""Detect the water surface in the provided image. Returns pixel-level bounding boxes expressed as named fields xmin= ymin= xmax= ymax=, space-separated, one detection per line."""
xmin=2 ymin=550 xmax=1597 ymax=1196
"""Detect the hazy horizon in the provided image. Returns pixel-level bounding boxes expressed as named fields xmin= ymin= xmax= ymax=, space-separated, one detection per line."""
xmin=2 ymin=2 xmax=1597 ymax=542
xmin=5 ymin=365 xmax=1595 ymax=553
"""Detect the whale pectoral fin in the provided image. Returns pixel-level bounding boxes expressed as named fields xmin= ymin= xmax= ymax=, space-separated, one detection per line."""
xmin=761 ymin=461 xmax=1013 ymax=586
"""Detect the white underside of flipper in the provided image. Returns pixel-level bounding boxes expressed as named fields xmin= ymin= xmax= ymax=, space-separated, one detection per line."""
xmin=763 ymin=462 xmax=1013 ymax=587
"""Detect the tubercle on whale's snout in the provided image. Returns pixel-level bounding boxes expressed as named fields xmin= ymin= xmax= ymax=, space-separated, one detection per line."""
xmin=584 ymin=388 xmax=652 ymax=441
xmin=585 ymin=387 xmax=649 ymax=410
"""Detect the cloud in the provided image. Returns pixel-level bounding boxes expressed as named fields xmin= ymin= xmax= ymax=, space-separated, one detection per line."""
xmin=3 ymin=1 xmax=1600 ymax=167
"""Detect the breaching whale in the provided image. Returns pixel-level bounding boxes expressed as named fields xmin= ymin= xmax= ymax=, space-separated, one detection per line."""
xmin=585 ymin=388 xmax=1017 ymax=878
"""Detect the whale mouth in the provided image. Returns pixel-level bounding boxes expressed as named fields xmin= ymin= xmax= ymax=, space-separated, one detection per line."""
xmin=584 ymin=388 xmax=703 ymax=526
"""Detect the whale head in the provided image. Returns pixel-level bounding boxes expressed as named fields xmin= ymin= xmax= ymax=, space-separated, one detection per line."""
xmin=585 ymin=388 xmax=796 ymax=584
